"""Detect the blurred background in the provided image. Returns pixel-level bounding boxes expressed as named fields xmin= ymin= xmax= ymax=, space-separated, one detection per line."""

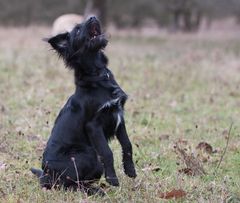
xmin=1 ymin=0 xmax=240 ymax=32
xmin=1 ymin=1 xmax=240 ymax=202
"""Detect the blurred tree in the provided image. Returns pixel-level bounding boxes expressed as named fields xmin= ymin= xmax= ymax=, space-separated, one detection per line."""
xmin=230 ymin=0 xmax=240 ymax=24
xmin=107 ymin=0 xmax=167 ymax=28
xmin=0 ymin=0 xmax=85 ymax=26
xmin=167 ymin=0 xmax=202 ymax=32
xmin=84 ymin=0 xmax=107 ymax=27
xmin=0 ymin=0 xmax=239 ymax=30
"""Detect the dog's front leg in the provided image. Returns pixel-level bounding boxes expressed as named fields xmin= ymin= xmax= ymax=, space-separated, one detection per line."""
xmin=116 ymin=118 xmax=137 ymax=178
xmin=86 ymin=121 xmax=119 ymax=186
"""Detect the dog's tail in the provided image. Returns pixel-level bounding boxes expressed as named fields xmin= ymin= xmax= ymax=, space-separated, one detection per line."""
xmin=30 ymin=167 xmax=43 ymax=178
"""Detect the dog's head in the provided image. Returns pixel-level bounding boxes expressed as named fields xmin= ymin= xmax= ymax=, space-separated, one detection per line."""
xmin=46 ymin=16 xmax=108 ymax=70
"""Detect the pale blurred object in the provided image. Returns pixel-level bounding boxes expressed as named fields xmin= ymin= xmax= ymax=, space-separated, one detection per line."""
xmin=52 ymin=14 xmax=83 ymax=35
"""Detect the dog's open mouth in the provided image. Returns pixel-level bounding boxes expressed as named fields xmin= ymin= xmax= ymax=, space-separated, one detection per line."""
xmin=89 ymin=23 xmax=101 ymax=40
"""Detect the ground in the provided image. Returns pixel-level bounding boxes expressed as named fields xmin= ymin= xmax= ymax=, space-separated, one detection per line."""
xmin=0 ymin=27 xmax=240 ymax=202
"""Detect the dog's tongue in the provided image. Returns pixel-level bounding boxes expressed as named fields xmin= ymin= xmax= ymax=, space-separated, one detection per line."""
xmin=93 ymin=30 xmax=97 ymax=36
xmin=91 ymin=25 xmax=99 ymax=37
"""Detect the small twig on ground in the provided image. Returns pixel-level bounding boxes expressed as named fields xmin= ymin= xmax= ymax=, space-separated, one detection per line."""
xmin=175 ymin=143 xmax=206 ymax=176
xmin=71 ymin=157 xmax=80 ymax=189
xmin=214 ymin=122 xmax=233 ymax=175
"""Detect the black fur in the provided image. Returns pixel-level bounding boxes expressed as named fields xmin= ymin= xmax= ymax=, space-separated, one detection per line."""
xmin=31 ymin=17 xmax=136 ymax=195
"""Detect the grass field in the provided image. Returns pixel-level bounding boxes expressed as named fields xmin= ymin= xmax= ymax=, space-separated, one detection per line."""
xmin=0 ymin=27 xmax=240 ymax=202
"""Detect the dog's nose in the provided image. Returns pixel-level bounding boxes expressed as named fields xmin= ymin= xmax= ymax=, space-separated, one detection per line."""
xmin=89 ymin=16 xmax=97 ymax=21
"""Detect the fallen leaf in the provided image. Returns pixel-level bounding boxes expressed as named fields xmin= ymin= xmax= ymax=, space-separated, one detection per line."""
xmin=176 ymin=138 xmax=188 ymax=145
xmin=159 ymin=189 xmax=187 ymax=199
xmin=17 ymin=198 xmax=24 ymax=203
xmin=132 ymin=110 xmax=140 ymax=117
xmin=222 ymin=129 xmax=228 ymax=136
xmin=99 ymin=182 xmax=108 ymax=189
xmin=178 ymin=168 xmax=194 ymax=176
xmin=196 ymin=142 xmax=213 ymax=154
xmin=229 ymin=91 xmax=240 ymax=97
xmin=1 ymin=105 xmax=5 ymax=112
xmin=159 ymin=134 xmax=170 ymax=141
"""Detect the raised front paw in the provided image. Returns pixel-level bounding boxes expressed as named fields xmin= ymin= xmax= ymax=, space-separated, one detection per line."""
xmin=106 ymin=176 xmax=119 ymax=186
xmin=124 ymin=163 xmax=137 ymax=178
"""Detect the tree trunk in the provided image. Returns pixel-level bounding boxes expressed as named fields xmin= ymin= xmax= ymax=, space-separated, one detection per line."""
xmin=183 ymin=9 xmax=192 ymax=31
xmin=84 ymin=0 xmax=107 ymax=27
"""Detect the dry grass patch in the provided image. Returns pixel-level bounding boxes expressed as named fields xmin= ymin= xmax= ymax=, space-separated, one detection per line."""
xmin=0 ymin=26 xmax=240 ymax=202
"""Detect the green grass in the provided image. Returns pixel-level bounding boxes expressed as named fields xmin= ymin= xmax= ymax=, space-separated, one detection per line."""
xmin=0 ymin=27 xmax=240 ymax=202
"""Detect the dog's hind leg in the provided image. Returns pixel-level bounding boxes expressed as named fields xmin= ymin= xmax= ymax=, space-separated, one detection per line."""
xmin=30 ymin=167 xmax=52 ymax=189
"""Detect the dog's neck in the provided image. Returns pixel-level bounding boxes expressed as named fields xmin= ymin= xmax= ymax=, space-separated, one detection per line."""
xmin=73 ymin=51 xmax=109 ymax=87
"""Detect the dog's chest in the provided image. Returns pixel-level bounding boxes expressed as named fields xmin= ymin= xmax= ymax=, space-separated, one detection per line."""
xmin=97 ymin=97 xmax=123 ymax=135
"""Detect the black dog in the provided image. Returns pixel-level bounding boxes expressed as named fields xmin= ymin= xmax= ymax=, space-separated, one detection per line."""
xmin=31 ymin=16 xmax=136 ymax=195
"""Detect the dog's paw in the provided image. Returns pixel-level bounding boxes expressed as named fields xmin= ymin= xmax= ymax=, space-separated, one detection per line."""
xmin=106 ymin=176 xmax=119 ymax=186
xmin=124 ymin=164 xmax=137 ymax=178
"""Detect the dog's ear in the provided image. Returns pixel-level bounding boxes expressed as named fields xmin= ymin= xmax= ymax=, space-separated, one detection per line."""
xmin=45 ymin=33 xmax=69 ymax=56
